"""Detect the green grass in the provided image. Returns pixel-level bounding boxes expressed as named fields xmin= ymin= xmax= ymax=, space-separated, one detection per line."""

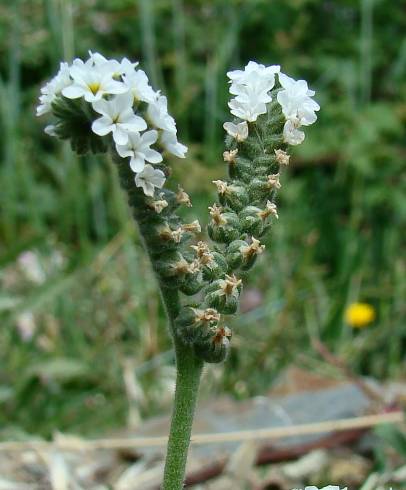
xmin=0 ymin=0 xmax=405 ymax=442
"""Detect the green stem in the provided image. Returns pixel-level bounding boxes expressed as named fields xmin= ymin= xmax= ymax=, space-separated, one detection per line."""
xmin=159 ymin=285 xmax=203 ymax=490
xmin=113 ymin=154 xmax=203 ymax=489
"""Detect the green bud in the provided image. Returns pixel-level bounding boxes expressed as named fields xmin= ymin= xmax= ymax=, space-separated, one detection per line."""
xmin=213 ymin=180 xmax=249 ymax=212
xmin=194 ymin=326 xmax=232 ymax=363
xmin=179 ymin=269 xmax=205 ymax=296
xmin=155 ymin=251 xmax=192 ymax=287
xmin=207 ymin=204 xmax=241 ymax=244
xmin=247 ymin=177 xmax=272 ymax=203
xmin=225 ymin=240 xmax=248 ymax=270
xmin=201 ymin=251 xmax=229 ymax=281
xmin=204 ymin=274 xmax=242 ymax=314
xmin=174 ymin=306 xmax=220 ymax=345
xmin=239 ymin=205 xmax=264 ymax=236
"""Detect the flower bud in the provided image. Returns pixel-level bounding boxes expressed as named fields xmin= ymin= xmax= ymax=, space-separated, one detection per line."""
xmin=230 ymin=155 xmax=252 ymax=181
xmin=174 ymin=306 xmax=220 ymax=345
xmin=247 ymin=177 xmax=272 ymax=202
xmin=181 ymin=220 xmax=202 ymax=235
xmin=267 ymin=173 xmax=281 ymax=190
xmin=148 ymin=196 xmax=169 ymax=214
xmin=201 ymin=251 xmax=229 ymax=281
xmin=194 ymin=326 xmax=232 ymax=363
xmin=204 ymin=274 xmax=242 ymax=314
xmin=178 ymin=261 xmax=205 ymax=296
xmin=213 ymin=180 xmax=249 ymax=212
xmin=240 ymin=237 xmax=265 ymax=270
xmin=274 ymin=149 xmax=290 ymax=166
xmin=176 ymin=186 xmax=192 ymax=207
xmin=223 ymin=149 xmax=238 ymax=164
xmin=225 ymin=240 xmax=248 ymax=270
xmin=207 ymin=204 xmax=240 ymax=244
xmin=154 ymin=251 xmax=186 ymax=284
xmin=258 ymin=200 xmax=279 ymax=220
xmin=191 ymin=241 xmax=228 ymax=280
xmin=239 ymin=206 xmax=264 ymax=236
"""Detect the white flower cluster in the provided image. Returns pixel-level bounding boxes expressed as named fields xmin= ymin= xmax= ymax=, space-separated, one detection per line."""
xmin=224 ymin=61 xmax=320 ymax=145
xmin=37 ymin=51 xmax=187 ymax=197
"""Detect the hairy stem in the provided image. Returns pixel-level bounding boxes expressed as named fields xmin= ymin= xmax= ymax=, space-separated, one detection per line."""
xmin=112 ymin=153 xmax=203 ymax=488
xmin=162 ymin=326 xmax=203 ymax=489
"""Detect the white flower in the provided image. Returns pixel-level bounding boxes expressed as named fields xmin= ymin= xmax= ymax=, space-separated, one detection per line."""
xmin=44 ymin=125 xmax=57 ymax=137
xmin=91 ymin=92 xmax=147 ymax=145
xmin=223 ymin=121 xmax=249 ymax=141
xmin=277 ymin=72 xmax=320 ymax=125
xmin=283 ymin=118 xmax=305 ymax=145
xmin=227 ymin=61 xmax=280 ymax=86
xmin=88 ymin=51 xmax=139 ymax=77
xmin=160 ymin=131 xmax=188 ymax=158
xmin=116 ymin=130 xmax=162 ymax=173
xmin=135 ymin=164 xmax=166 ymax=196
xmin=62 ymin=58 xmax=127 ymax=103
xmin=228 ymin=97 xmax=267 ymax=122
xmin=147 ymin=95 xmax=177 ymax=133
xmin=123 ymin=69 xmax=157 ymax=103
xmin=36 ymin=62 xmax=71 ymax=116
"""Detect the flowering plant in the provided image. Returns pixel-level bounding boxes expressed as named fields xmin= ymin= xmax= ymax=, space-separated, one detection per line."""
xmin=38 ymin=52 xmax=319 ymax=489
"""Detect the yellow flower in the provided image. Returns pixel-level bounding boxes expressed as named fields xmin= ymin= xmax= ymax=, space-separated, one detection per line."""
xmin=345 ymin=302 xmax=376 ymax=328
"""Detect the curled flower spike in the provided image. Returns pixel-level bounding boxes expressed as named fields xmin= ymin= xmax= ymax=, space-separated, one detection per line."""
xmin=37 ymin=51 xmax=187 ymax=197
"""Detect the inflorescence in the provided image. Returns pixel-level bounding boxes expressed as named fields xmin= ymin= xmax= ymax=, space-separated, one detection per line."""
xmin=37 ymin=54 xmax=319 ymax=364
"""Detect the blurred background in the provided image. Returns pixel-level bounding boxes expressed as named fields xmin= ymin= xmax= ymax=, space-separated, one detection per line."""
xmin=0 ymin=0 xmax=405 ymax=484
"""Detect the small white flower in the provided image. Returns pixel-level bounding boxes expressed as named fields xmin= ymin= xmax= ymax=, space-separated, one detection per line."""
xmin=223 ymin=121 xmax=249 ymax=141
xmin=36 ymin=62 xmax=71 ymax=116
xmin=116 ymin=130 xmax=162 ymax=173
xmin=44 ymin=125 xmax=57 ymax=137
xmin=147 ymin=95 xmax=177 ymax=133
xmin=283 ymin=118 xmax=305 ymax=145
xmin=160 ymin=131 xmax=188 ymax=158
xmin=228 ymin=97 xmax=267 ymax=122
xmin=227 ymin=61 xmax=280 ymax=86
xmin=135 ymin=164 xmax=166 ymax=196
xmin=62 ymin=58 xmax=127 ymax=103
xmin=123 ymin=69 xmax=157 ymax=103
xmin=91 ymin=92 xmax=147 ymax=145
xmin=277 ymin=72 xmax=320 ymax=125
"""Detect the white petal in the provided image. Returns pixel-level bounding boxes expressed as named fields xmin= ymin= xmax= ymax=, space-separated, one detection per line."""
xmin=112 ymin=126 xmax=129 ymax=145
xmin=144 ymin=148 xmax=163 ymax=164
xmin=121 ymin=115 xmax=147 ymax=132
xmin=91 ymin=98 xmax=112 ymax=117
xmin=141 ymin=129 xmax=158 ymax=145
xmin=130 ymin=154 xmax=146 ymax=173
xmin=62 ymin=84 xmax=85 ymax=99
xmin=116 ymin=144 xmax=134 ymax=158
xmin=92 ymin=117 xmax=114 ymax=136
